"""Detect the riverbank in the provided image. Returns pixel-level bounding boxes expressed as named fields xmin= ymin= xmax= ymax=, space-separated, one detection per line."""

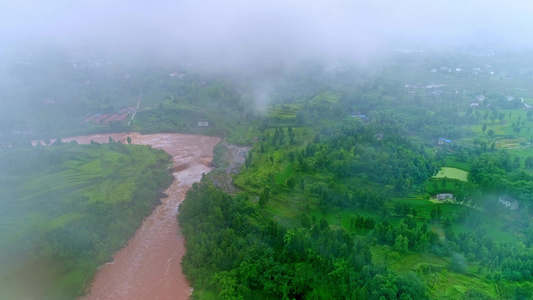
xmin=64 ymin=132 xmax=221 ymax=300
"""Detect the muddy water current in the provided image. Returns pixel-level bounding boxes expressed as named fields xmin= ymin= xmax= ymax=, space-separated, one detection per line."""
xmin=62 ymin=132 xmax=220 ymax=300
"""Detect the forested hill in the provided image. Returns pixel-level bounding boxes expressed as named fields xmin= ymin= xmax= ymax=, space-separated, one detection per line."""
xmin=178 ymin=55 xmax=533 ymax=299
xmin=179 ymin=181 xmax=428 ymax=299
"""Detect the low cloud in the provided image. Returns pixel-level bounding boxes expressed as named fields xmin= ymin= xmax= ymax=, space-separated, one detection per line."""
xmin=2 ymin=1 xmax=533 ymax=67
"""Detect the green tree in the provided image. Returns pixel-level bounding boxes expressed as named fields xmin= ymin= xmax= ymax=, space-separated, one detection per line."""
xmin=288 ymin=125 xmax=295 ymax=145
xmin=286 ymin=177 xmax=296 ymax=190
xmin=301 ymin=214 xmax=311 ymax=229
xmin=449 ymin=253 xmax=467 ymax=273
xmin=525 ymin=157 xmax=533 ymax=169
xmin=52 ymin=138 xmax=63 ymax=146
xmin=430 ymin=206 xmax=441 ymax=220
xmin=319 ymin=218 xmax=329 ymax=230
xmin=364 ymin=217 xmax=376 ymax=230
xmin=259 ymin=187 xmax=270 ymax=207
xmin=418 ymin=234 xmax=430 ymax=252
xmin=245 ymin=151 xmax=253 ymax=168
xmin=394 ymin=234 xmax=408 ymax=254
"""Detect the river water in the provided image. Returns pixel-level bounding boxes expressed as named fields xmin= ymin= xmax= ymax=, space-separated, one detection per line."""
xmin=60 ymin=132 xmax=220 ymax=300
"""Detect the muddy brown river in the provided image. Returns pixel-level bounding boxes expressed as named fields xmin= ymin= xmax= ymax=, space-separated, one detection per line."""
xmin=57 ymin=132 xmax=220 ymax=300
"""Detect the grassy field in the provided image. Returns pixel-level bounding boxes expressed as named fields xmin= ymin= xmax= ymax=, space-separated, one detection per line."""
xmin=434 ymin=167 xmax=468 ymax=182
xmin=267 ymin=103 xmax=301 ymax=119
xmin=469 ymin=109 xmax=533 ymax=140
xmin=508 ymin=146 xmax=533 ymax=160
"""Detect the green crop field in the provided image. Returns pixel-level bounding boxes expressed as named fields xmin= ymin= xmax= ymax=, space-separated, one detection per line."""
xmin=434 ymin=167 xmax=468 ymax=182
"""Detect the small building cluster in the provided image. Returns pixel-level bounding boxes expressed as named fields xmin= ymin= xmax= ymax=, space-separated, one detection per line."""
xmin=119 ymin=107 xmax=136 ymax=115
xmin=498 ymin=195 xmax=519 ymax=210
xmin=430 ymin=63 xmax=494 ymax=76
xmin=436 ymin=193 xmax=454 ymax=201
xmin=437 ymin=138 xmax=451 ymax=145
xmin=81 ymin=107 xmax=136 ymax=126
xmin=170 ymin=72 xmax=186 ymax=79
xmin=70 ymin=59 xmax=113 ymax=69
xmin=350 ymin=113 xmax=368 ymax=121
xmin=9 ymin=129 xmax=35 ymax=136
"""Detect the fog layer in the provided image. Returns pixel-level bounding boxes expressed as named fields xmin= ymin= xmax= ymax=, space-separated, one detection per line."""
xmin=2 ymin=1 xmax=533 ymax=66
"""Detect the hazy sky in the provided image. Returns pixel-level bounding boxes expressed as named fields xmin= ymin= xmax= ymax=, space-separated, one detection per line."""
xmin=2 ymin=0 xmax=533 ymax=65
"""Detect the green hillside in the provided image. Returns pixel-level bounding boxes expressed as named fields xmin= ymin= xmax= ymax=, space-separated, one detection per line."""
xmin=0 ymin=141 xmax=173 ymax=299
xmin=178 ymin=52 xmax=533 ymax=299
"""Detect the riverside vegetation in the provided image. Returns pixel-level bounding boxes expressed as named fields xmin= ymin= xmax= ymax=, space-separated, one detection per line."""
xmin=0 ymin=140 xmax=173 ymax=299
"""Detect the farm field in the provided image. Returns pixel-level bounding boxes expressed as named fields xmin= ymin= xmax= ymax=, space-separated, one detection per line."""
xmin=434 ymin=167 xmax=468 ymax=182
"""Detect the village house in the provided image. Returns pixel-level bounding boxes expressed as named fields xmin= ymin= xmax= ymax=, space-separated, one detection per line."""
xmin=499 ymin=195 xmax=519 ymax=210
xmin=11 ymin=129 xmax=35 ymax=135
xmin=438 ymin=138 xmax=451 ymax=145
xmin=351 ymin=113 xmax=368 ymax=121
xmin=119 ymin=107 xmax=136 ymax=115
xmin=436 ymin=193 xmax=454 ymax=201
xmin=198 ymin=121 xmax=209 ymax=127
xmin=470 ymin=102 xmax=480 ymax=107
xmin=476 ymin=95 xmax=485 ymax=101
xmin=170 ymin=72 xmax=186 ymax=78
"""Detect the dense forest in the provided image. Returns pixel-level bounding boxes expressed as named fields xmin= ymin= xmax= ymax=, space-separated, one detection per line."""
xmin=179 ymin=181 xmax=428 ymax=299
